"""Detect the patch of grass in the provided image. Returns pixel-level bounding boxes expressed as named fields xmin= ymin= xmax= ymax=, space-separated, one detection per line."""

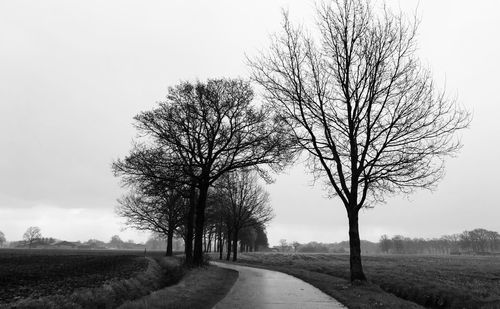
xmin=226 ymin=253 xmax=500 ymax=309
xmin=118 ymin=265 xmax=238 ymax=309
xmin=212 ymin=257 xmax=421 ymax=308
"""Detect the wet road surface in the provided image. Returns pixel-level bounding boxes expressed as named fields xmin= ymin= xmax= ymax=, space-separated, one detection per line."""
xmin=212 ymin=262 xmax=346 ymax=309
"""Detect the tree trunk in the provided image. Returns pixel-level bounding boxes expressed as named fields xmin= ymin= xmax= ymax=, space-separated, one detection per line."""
xmin=348 ymin=210 xmax=367 ymax=281
xmin=206 ymin=230 xmax=212 ymax=252
xmin=203 ymin=231 xmax=207 ymax=252
xmin=166 ymin=228 xmax=174 ymax=256
xmin=226 ymin=231 xmax=232 ymax=261
xmin=193 ymin=183 xmax=209 ymax=266
xmin=232 ymin=229 xmax=239 ymax=261
xmin=185 ymin=184 xmax=196 ymax=264
xmin=218 ymin=230 xmax=223 ymax=260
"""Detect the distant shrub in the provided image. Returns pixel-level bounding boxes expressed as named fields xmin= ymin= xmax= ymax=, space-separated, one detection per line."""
xmin=297 ymin=242 xmax=329 ymax=253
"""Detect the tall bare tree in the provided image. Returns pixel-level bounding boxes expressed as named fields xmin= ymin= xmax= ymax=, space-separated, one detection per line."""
xmin=250 ymin=0 xmax=470 ymax=280
xmin=131 ymin=78 xmax=290 ymax=265
xmin=23 ymin=226 xmax=41 ymax=249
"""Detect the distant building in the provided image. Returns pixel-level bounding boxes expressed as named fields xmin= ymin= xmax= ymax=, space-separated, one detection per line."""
xmin=52 ymin=241 xmax=78 ymax=249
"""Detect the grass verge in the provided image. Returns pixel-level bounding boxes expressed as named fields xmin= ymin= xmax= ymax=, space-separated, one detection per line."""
xmin=118 ymin=265 xmax=238 ymax=309
xmin=213 ymin=257 xmax=422 ymax=309
xmin=221 ymin=253 xmax=500 ymax=309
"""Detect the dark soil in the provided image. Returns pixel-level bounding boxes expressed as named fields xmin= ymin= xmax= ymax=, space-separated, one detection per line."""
xmin=0 ymin=252 xmax=148 ymax=304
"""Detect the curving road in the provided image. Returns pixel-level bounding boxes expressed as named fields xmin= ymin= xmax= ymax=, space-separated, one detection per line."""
xmin=212 ymin=262 xmax=346 ymax=309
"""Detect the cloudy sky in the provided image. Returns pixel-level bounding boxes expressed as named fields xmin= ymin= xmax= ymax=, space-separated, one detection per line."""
xmin=1 ymin=1 xmax=498 ymax=246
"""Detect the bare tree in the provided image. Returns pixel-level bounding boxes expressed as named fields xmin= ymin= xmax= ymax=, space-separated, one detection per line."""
xmin=205 ymin=189 xmax=228 ymax=260
xmin=216 ymin=170 xmax=274 ymax=261
xmin=113 ymin=146 xmax=187 ymax=256
xmin=239 ymin=227 xmax=258 ymax=252
xmin=23 ymin=226 xmax=41 ymax=248
xmin=379 ymin=234 xmax=391 ymax=253
xmin=116 ymin=189 xmax=185 ymax=256
xmin=109 ymin=235 xmax=124 ymax=249
xmin=255 ymin=225 xmax=270 ymax=251
xmin=443 ymin=234 xmax=461 ymax=253
xmin=131 ymin=78 xmax=291 ymax=265
xmin=113 ymin=146 xmax=197 ymax=263
xmin=0 ymin=230 xmax=6 ymax=248
xmin=250 ymin=0 xmax=470 ymax=280
xmin=486 ymin=230 xmax=500 ymax=252
xmin=279 ymin=239 xmax=288 ymax=252
xmin=461 ymin=228 xmax=500 ymax=253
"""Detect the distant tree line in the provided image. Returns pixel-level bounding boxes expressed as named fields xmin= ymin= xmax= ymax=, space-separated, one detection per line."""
xmin=273 ymin=239 xmax=379 ymax=254
xmin=379 ymin=228 xmax=500 ymax=255
xmin=0 ymin=230 xmax=6 ymax=248
xmin=1 ymin=226 xmax=150 ymax=250
xmin=297 ymin=242 xmax=346 ymax=253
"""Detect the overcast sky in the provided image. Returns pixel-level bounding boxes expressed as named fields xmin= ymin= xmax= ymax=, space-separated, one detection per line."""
xmin=1 ymin=1 xmax=498 ymax=246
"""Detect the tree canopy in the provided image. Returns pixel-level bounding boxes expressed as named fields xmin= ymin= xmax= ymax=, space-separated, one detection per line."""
xmin=114 ymin=78 xmax=291 ymax=265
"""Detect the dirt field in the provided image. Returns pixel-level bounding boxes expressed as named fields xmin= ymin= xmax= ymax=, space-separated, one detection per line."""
xmin=0 ymin=249 xmax=240 ymax=309
xmin=232 ymin=252 xmax=500 ymax=308
xmin=0 ymin=249 xmax=152 ymax=304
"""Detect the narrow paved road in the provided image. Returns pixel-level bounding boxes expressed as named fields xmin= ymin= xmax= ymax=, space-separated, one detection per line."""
xmin=212 ymin=262 xmax=346 ymax=309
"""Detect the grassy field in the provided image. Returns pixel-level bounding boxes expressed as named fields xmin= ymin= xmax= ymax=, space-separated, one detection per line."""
xmin=229 ymin=252 xmax=500 ymax=308
xmin=0 ymin=248 xmax=183 ymax=308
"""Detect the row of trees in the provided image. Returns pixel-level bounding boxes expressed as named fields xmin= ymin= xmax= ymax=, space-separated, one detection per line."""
xmin=114 ymin=165 xmax=273 ymax=261
xmin=379 ymin=229 xmax=500 ymax=254
xmin=460 ymin=229 xmax=500 ymax=253
xmin=206 ymin=171 xmax=274 ymax=261
xmin=112 ymin=79 xmax=285 ymax=265
xmin=277 ymin=239 xmax=380 ymax=254
xmin=115 ymin=0 xmax=470 ymax=281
